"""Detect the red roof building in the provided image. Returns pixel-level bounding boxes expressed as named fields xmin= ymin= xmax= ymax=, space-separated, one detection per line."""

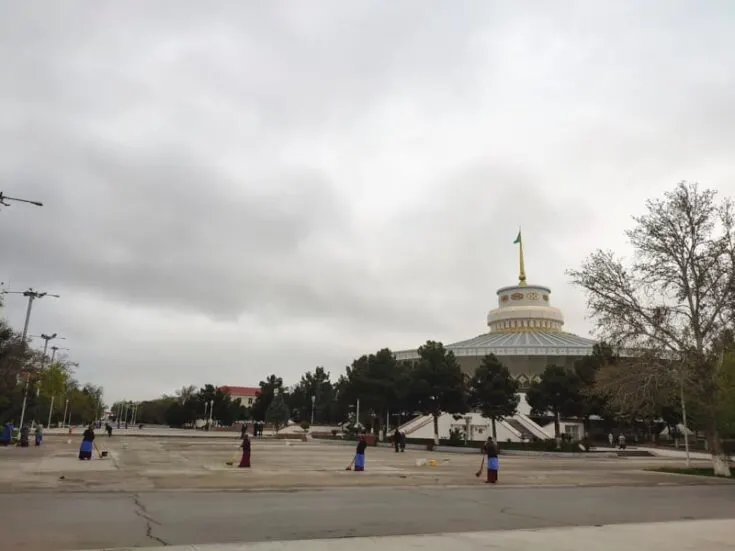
xmin=219 ymin=386 xmax=260 ymax=406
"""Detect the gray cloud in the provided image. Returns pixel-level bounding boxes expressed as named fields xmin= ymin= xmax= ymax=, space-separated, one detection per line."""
xmin=2 ymin=1 xmax=735 ymax=402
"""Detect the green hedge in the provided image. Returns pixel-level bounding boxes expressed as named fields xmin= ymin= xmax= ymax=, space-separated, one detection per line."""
xmin=311 ymin=434 xmax=584 ymax=453
xmin=404 ymin=437 xmax=584 ymax=453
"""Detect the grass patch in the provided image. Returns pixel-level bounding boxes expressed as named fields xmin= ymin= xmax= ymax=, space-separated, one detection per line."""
xmin=650 ymin=467 xmax=733 ymax=478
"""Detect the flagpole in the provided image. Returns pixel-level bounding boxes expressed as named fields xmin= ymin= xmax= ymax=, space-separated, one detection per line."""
xmin=516 ymin=228 xmax=527 ymax=287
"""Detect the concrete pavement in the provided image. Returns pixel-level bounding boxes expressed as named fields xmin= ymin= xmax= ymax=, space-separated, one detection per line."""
xmin=2 ymin=436 xmax=729 ymax=492
xmin=77 ymin=519 xmax=735 ymax=551
xmin=5 ymin=485 xmax=735 ymax=550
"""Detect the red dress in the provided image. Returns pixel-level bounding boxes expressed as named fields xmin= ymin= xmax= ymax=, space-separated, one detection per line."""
xmin=239 ymin=437 xmax=251 ymax=468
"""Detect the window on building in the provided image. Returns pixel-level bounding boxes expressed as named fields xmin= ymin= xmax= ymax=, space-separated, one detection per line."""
xmin=564 ymin=425 xmax=580 ymax=439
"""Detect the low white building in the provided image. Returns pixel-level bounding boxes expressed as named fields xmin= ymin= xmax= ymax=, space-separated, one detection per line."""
xmin=398 ymin=393 xmax=553 ymax=443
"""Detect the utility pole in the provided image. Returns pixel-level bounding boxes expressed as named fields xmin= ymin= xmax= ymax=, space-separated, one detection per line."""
xmin=1 ymin=289 xmax=60 ymax=429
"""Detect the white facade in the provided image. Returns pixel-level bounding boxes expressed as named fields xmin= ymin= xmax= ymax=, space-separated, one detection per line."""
xmin=401 ymin=412 xmax=517 ymax=442
xmin=541 ymin=420 xmax=585 ymax=441
xmin=398 ymin=397 xmax=553 ymax=443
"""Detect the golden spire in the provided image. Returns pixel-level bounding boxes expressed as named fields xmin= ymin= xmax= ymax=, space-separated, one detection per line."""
xmin=513 ymin=228 xmax=526 ymax=287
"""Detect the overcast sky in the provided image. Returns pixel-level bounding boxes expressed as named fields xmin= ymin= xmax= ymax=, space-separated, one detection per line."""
xmin=1 ymin=1 xmax=734 ymax=404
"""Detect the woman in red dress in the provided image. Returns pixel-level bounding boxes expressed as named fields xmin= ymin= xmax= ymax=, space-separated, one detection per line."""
xmin=239 ymin=433 xmax=251 ymax=468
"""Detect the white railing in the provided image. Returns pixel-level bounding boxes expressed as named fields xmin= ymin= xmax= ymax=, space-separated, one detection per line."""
xmin=515 ymin=413 xmax=553 ymax=439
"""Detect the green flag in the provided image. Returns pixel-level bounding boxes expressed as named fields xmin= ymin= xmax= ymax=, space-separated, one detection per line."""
xmin=513 ymin=230 xmax=522 ymax=244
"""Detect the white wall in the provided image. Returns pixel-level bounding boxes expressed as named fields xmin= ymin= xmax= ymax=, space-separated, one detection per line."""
xmin=541 ymin=420 xmax=584 ymax=440
xmin=516 ymin=393 xmax=533 ymax=415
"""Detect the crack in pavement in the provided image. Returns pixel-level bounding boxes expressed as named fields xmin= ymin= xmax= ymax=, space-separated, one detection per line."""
xmin=132 ymin=493 xmax=168 ymax=546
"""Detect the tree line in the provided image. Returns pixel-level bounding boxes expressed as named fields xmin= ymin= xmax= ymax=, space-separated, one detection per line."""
xmin=129 ymin=338 xmax=695 ymax=444
xmin=0 ymin=319 xmax=103 ymax=427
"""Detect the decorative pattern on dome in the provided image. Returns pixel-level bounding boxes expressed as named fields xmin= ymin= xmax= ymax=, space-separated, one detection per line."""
xmin=488 ymin=283 xmax=564 ymax=334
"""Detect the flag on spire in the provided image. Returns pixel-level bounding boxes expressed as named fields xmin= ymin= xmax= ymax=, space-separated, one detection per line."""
xmin=514 ymin=228 xmax=526 ymax=286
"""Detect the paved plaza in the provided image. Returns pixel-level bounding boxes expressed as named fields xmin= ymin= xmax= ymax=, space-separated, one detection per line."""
xmin=0 ymin=433 xmax=730 ymax=492
xmin=1 ymin=435 xmax=734 ymax=550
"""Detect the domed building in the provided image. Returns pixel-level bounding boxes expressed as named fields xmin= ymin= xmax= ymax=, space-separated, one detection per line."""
xmin=395 ymin=233 xmax=597 ymax=389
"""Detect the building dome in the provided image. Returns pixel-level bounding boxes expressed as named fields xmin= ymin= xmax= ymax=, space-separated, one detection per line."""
xmin=393 ymin=231 xmax=597 ymax=385
xmin=487 ymin=284 xmax=565 ymax=333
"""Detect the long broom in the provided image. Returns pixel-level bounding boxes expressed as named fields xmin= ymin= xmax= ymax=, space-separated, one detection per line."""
xmin=225 ymin=445 xmax=240 ymax=466
xmin=94 ymin=442 xmax=108 ymax=459
xmin=345 ymin=455 xmax=356 ymax=471
xmin=475 ymin=456 xmax=485 ymax=478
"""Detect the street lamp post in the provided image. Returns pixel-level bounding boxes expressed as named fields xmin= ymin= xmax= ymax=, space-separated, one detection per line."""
xmin=311 ymin=395 xmax=316 ymax=425
xmin=1 ymin=289 xmax=61 ymax=343
xmin=31 ymin=333 xmax=58 ymax=398
xmin=1 ymin=288 xmax=60 ymax=429
xmin=35 ymin=333 xmax=60 ymax=369
xmin=50 ymin=361 xmax=77 ymax=428
xmin=0 ymin=192 xmax=43 ymax=209
xmin=65 ymin=403 xmax=74 ymax=428
xmin=680 ymin=379 xmax=691 ymax=468
xmin=62 ymin=398 xmax=69 ymax=429
xmin=50 ymin=345 xmax=70 ymax=363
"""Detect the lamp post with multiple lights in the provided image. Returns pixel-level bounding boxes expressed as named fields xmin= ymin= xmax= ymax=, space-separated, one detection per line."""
xmin=1 ymin=289 xmax=60 ymax=429
xmin=0 ymin=191 xmax=43 ymax=210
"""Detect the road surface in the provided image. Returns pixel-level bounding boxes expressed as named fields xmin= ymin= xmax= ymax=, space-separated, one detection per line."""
xmin=5 ymin=485 xmax=735 ymax=550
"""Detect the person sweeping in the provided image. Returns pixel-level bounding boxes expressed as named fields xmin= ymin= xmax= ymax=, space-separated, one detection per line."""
xmin=347 ymin=435 xmax=368 ymax=471
xmin=481 ymin=436 xmax=499 ymax=484
xmin=238 ymin=432 xmax=251 ymax=468
xmin=78 ymin=424 xmax=96 ymax=460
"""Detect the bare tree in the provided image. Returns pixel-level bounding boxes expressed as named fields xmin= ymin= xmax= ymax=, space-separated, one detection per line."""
xmin=176 ymin=385 xmax=197 ymax=405
xmin=568 ymin=182 xmax=735 ymax=476
xmin=593 ymin=352 xmax=680 ymax=423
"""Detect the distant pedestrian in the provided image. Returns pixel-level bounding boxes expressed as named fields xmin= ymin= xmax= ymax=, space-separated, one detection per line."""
xmin=608 ymin=432 xmax=614 ymax=447
xmin=354 ymin=435 xmax=368 ymax=472
xmin=482 ymin=437 xmax=499 ymax=484
xmin=105 ymin=422 xmax=113 ymax=437
xmin=241 ymin=423 xmax=247 ymax=439
xmin=239 ymin=433 xmax=251 ymax=468
xmin=618 ymin=434 xmax=626 ymax=450
xmin=393 ymin=428 xmax=400 ymax=453
xmin=1 ymin=422 xmax=13 ymax=446
xmin=400 ymin=431 xmax=406 ymax=452
xmin=19 ymin=425 xmax=30 ymax=447
xmin=34 ymin=424 xmax=43 ymax=446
